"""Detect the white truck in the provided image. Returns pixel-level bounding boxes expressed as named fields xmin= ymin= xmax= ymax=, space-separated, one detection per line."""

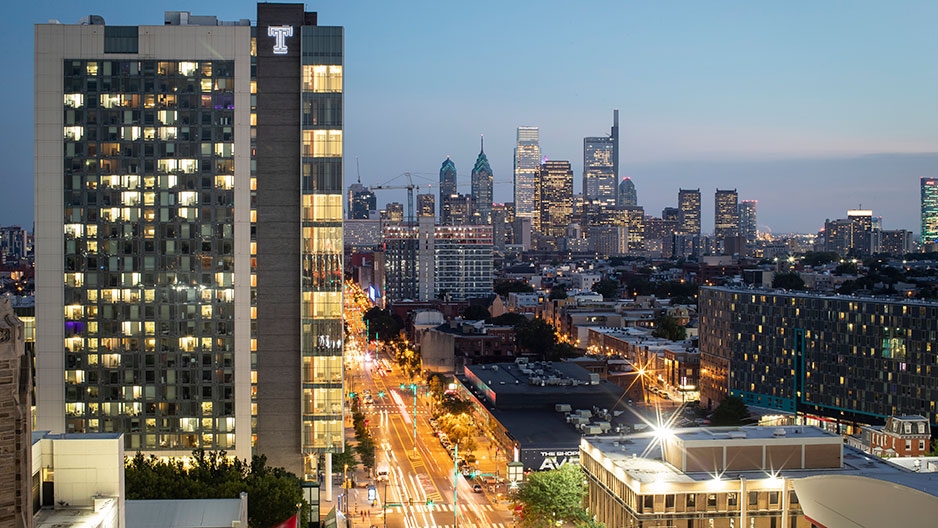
xmin=376 ymin=463 xmax=389 ymax=481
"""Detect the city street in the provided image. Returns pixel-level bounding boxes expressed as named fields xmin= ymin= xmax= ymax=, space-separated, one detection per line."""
xmin=348 ymin=357 xmax=515 ymax=528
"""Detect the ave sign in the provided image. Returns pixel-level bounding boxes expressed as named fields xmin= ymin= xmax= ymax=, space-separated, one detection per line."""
xmin=537 ymin=450 xmax=579 ymax=471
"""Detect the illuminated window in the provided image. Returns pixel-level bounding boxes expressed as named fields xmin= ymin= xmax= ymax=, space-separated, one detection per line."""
xmin=302 ymin=194 xmax=343 ymax=222
xmin=302 ymin=65 xmax=342 ymax=93
xmin=302 ymin=130 xmax=342 ymax=157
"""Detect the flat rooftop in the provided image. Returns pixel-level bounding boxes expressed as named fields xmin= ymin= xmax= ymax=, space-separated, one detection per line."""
xmin=583 ymin=427 xmax=938 ymax=497
xmin=464 ymin=361 xmax=627 ymax=410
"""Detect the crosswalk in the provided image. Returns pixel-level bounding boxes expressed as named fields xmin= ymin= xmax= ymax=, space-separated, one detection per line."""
xmin=381 ymin=503 xmax=501 ymax=514
xmin=426 ymin=524 xmax=510 ymax=528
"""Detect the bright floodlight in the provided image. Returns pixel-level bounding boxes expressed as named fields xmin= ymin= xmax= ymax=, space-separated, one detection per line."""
xmin=652 ymin=424 xmax=674 ymax=443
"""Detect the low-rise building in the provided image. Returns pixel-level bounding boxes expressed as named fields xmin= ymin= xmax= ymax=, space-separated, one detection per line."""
xmin=580 ymin=425 xmax=938 ymax=528
xmin=851 ymin=415 xmax=931 ymax=458
xmin=456 ymin=361 xmax=634 ymax=472
xmin=421 ymin=321 xmax=517 ymax=373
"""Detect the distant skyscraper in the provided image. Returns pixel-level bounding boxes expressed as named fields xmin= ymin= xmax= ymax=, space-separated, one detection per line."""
xmin=922 ymin=177 xmax=938 ymax=248
xmin=439 ymin=156 xmax=457 ymax=206
xmin=0 ymin=226 xmax=28 ymax=263
xmin=847 ymin=209 xmax=876 ymax=256
xmin=350 ymin=186 xmax=376 ymax=220
xmin=714 ymin=189 xmax=739 ymax=252
xmin=823 ymin=217 xmax=852 ymax=255
xmin=538 ymin=160 xmax=574 ymax=241
xmin=384 ymin=202 xmax=405 ymax=224
xmin=441 ymin=194 xmax=472 ymax=226
xmin=416 ymin=193 xmax=435 ymax=218
xmin=880 ymin=229 xmax=913 ymax=256
xmin=347 ymin=182 xmax=366 ymax=219
xmin=618 ymin=177 xmax=637 ymax=207
xmin=513 ymin=127 xmax=540 ymax=222
xmin=739 ymin=200 xmax=757 ymax=245
xmin=678 ymin=189 xmax=701 ymax=237
xmin=583 ymin=110 xmax=619 ymax=206
xmin=662 ymin=207 xmax=680 ymax=222
xmin=471 ymin=136 xmax=493 ymax=224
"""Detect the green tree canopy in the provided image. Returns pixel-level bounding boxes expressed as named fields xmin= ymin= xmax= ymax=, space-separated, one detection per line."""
xmin=426 ymin=372 xmax=449 ymax=401
xmin=591 ymin=278 xmax=619 ymax=300
xmin=710 ymin=396 xmax=752 ymax=426
xmin=387 ymin=336 xmax=422 ymax=380
xmin=516 ymin=318 xmax=557 ymax=357
xmin=772 ymin=272 xmax=805 ymax=290
xmin=834 ymin=261 xmax=858 ymax=276
xmin=546 ymin=342 xmax=581 ymax=361
xmin=489 ymin=312 xmax=529 ymax=327
xmin=514 ymin=464 xmax=598 ymax=527
xmin=549 ymin=285 xmax=568 ymax=300
xmin=462 ymin=303 xmax=491 ymax=321
xmin=800 ymin=251 xmax=840 ymax=267
xmin=363 ymin=307 xmax=403 ymax=341
xmin=125 ymin=450 xmax=306 ymax=528
xmin=653 ymin=280 xmax=698 ymax=304
xmin=494 ymin=279 xmax=535 ymax=296
xmin=652 ymin=315 xmax=687 ymax=341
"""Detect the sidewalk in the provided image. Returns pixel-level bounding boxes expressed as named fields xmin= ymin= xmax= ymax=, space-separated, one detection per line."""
xmin=319 ymin=481 xmax=384 ymax=528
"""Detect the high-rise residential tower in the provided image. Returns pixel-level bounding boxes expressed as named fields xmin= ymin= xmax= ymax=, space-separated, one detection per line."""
xmin=471 ymin=136 xmax=493 ymax=225
xmin=922 ymin=177 xmax=938 ymax=249
xmin=35 ymin=4 xmax=343 ymax=479
xmin=538 ymin=160 xmax=574 ymax=241
xmin=678 ymin=189 xmax=701 ymax=237
xmin=439 ymin=156 xmax=457 ymax=209
xmin=583 ymin=110 xmax=619 ymax=206
xmin=416 ymin=193 xmax=435 ymax=219
xmin=739 ymin=199 xmax=757 ymax=245
xmin=618 ymin=177 xmax=637 ymax=207
xmin=847 ymin=209 xmax=876 ymax=257
xmin=513 ymin=127 xmax=540 ymax=223
xmin=714 ymin=189 xmax=739 ymax=252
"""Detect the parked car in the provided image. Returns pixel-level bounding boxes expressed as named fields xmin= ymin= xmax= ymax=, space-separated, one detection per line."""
xmin=472 ymin=484 xmax=483 ymax=493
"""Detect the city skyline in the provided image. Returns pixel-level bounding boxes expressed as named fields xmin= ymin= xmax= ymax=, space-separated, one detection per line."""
xmin=8 ymin=1 xmax=938 ymax=234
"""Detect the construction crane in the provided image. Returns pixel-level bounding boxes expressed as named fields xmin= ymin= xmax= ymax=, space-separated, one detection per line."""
xmin=370 ymin=172 xmax=417 ymax=225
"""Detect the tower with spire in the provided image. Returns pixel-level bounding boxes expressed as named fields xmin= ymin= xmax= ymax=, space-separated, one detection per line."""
xmin=471 ymin=134 xmax=494 ymax=224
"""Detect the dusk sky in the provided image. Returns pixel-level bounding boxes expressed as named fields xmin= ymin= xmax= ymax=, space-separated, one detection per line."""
xmin=7 ymin=1 xmax=938 ymax=234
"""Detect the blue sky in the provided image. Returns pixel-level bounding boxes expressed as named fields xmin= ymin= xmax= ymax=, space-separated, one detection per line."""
xmin=6 ymin=1 xmax=938 ymax=234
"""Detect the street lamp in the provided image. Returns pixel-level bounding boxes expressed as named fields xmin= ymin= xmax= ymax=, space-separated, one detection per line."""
xmin=382 ymin=478 xmax=388 ymax=528
xmin=343 ymin=463 xmax=349 ymax=517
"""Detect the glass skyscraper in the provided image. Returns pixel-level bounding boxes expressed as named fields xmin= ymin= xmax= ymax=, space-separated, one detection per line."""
xmin=678 ymin=188 xmax=701 ymax=237
xmin=714 ymin=188 xmax=739 ymax=253
xmin=513 ymin=127 xmax=540 ymax=225
xmin=618 ymin=177 xmax=637 ymax=207
xmin=35 ymin=3 xmax=343 ymax=478
xmin=739 ymin=199 xmax=757 ymax=245
xmin=583 ymin=110 xmax=619 ymax=207
xmin=538 ymin=160 xmax=574 ymax=241
xmin=922 ymin=177 xmax=938 ymax=248
xmin=471 ymin=137 xmax=493 ymax=225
